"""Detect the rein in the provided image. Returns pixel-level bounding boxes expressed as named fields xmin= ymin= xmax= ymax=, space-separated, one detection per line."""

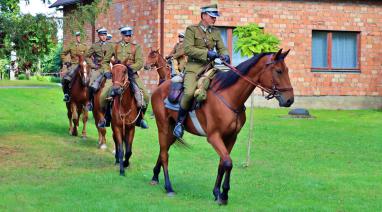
xmin=220 ymin=55 xmax=293 ymax=100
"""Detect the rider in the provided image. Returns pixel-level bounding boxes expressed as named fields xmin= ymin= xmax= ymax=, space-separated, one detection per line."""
xmin=85 ymin=27 xmax=115 ymax=115
xmin=173 ymin=4 xmax=230 ymax=139
xmin=114 ymin=26 xmax=149 ymax=129
xmin=60 ymin=31 xmax=88 ymax=102
xmin=166 ymin=32 xmax=187 ymax=75
xmin=106 ymin=33 xmax=113 ymax=42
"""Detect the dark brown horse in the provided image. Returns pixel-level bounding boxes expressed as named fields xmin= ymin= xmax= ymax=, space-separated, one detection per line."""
xmin=109 ymin=63 xmax=139 ymax=176
xmin=144 ymin=49 xmax=171 ymax=85
xmin=150 ymin=49 xmax=294 ymax=204
xmin=66 ymin=55 xmax=90 ymax=138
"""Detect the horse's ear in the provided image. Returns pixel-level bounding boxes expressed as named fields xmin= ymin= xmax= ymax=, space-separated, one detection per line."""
xmin=281 ymin=49 xmax=290 ymax=59
xmin=274 ymin=48 xmax=283 ymax=61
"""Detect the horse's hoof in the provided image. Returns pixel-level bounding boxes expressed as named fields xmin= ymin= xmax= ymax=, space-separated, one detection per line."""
xmin=99 ymin=144 xmax=107 ymax=150
xmin=150 ymin=180 xmax=159 ymax=185
xmin=167 ymin=192 xmax=176 ymax=197
xmin=82 ymin=135 xmax=87 ymax=140
xmin=120 ymin=171 xmax=125 ymax=176
xmin=216 ymin=197 xmax=228 ymax=205
xmin=123 ymin=160 xmax=130 ymax=168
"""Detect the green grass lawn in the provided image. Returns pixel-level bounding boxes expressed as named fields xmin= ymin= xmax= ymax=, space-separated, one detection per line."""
xmin=0 ymin=80 xmax=381 ymax=211
xmin=0 ymin=79 xmax=58 ymax=87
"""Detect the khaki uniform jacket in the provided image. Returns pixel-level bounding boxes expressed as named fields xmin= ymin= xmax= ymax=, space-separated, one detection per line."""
xmin=115 ymin=41 xmax=143 ymax=73
xmin=85 ymin=41 xmax=115 ymax=71
xmin=60 ymin=42 xmax=88 ymax=64
xmin=184 ymin=21 xmax=228 ymax=74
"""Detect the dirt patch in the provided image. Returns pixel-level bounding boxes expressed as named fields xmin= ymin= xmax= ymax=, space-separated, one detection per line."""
xmin=0 ymin=144 xmax=18 ymax=156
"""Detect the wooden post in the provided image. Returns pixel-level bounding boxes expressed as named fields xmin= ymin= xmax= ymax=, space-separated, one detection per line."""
xmin=244 ymin=91 xmax=255 ymax=167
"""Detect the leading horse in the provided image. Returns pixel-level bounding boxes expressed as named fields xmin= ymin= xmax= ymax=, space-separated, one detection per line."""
xmin=66 ymin=55 xmax=90 ymax=138
xmin=109 ymin=62 xmax=140 ymax=176
xmin=150 ymin=49 xmax=294 ymax=205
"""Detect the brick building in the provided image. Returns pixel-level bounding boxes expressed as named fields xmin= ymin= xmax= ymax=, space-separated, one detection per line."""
xmin=50 ymin=0 xmax=382 ymax=109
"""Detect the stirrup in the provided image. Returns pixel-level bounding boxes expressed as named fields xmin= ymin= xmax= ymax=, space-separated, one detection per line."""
xmin=173 ymin=123 xmax=184 ymax=138
xmin=97 ymin=119 xmax=106 ymax=128
xmin=86 ymin=102 xmax=93 ymax=111
xmin=138 ymin=119 xmax=149 ymax=129
xmin=63 ymin=94 xmax=70 ymax=102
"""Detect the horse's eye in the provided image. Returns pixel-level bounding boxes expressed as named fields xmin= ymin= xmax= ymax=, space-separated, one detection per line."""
xmin=276 ymin=69 xmax=282 ymax=74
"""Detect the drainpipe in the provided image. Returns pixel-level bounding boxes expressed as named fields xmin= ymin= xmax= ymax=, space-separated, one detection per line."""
xmin=160 ymin=0 xmax=164 ymax=55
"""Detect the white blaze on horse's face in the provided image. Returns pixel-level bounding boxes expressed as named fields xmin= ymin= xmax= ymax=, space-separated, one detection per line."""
xmin=82 ymin=61 xmax=88 ymax=81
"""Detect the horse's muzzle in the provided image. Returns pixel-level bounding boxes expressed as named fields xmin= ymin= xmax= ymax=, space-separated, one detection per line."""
xmin=111 ymin=86 xmax=123 ymax=97
xmin=276 ymin=95 xmax=294 ymax=107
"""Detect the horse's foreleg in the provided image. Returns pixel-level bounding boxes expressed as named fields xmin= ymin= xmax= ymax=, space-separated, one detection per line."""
xmin=159 ymin=129 xmax=176 ymax=196
xmin=81 ymin=107 xmax=88 ymax=139
xmin=123 ymin=127 xmax=135 ymax=168
xmin=113 ymin=133 xmax=119 ymax=164
xmin=114 ymin=130 xmax=124 ymax=176
xmin=67 ymin=104 xmax=73 ymax=135
xmin=70 ymin=103 xmax=78 ymax=136
xmin=207 ymin=133 xmax=233 ymax=205
xmin=151 ymin=154 xmax=162 ymax=185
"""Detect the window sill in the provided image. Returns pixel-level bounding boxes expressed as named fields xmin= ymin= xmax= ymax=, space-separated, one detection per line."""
xmin=311 ymin=69 xmax=361 ymax=73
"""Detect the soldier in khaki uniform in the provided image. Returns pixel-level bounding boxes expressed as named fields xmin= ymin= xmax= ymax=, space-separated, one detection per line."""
xmin=60 ymin=31 xmax=88 ymax=102
xmin=114 ymin=26 xmax=149 ymax=129
xmin=85 ymin=27 xmax=115 ymax=115
xmin=166 ymin=32 xmax=187 ymax=75
xmin=173 ymin=4 xmax=230 ymax=139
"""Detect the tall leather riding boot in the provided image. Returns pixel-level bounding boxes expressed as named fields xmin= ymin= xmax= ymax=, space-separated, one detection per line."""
xmin=62 ymin=79 xmax=71 ymax=102
xmin=136 ymin=106 xmax=149 ymax=129
xmin=173 ymin=106 xmax=188 ymax=138
xmin=87 ymin=88 xmax=94 ymax=111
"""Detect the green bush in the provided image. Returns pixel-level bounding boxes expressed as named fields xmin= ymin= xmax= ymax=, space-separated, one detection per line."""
xmin=18 ymin=74 xmax=27 ymax=80
xmin=50 ymin=76 xmax=61 ymax=83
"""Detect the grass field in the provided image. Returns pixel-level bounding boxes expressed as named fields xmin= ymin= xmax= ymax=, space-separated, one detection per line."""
xmin=0 ymin=80 xmax=381 ymax=211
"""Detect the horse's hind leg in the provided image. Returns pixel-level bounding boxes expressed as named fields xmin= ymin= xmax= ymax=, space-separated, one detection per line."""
xmin=66 ymin=103 xmax=73 ymax=135
xmin=81 ymin=106 xmax=88 ymax=139
xmin=123 ymin=127 xmax=135 ymax=168
xmin=213 ymin=159 xmax=225 ymax=201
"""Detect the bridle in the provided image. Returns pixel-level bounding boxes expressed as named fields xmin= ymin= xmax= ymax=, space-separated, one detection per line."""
xmin=220 ymin=54 xmax=293 ymax=100
xmin=111 ymin=64 xmax=141 ymax=135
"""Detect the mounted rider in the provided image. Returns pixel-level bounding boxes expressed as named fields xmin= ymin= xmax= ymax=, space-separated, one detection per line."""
xmin=60 ymin=31 xmax=88 ymax=102
xmin=166 ymin=32 xmax=187 ymax=75
xmin=173 ymin=4 xmax=230 ymax=139
xmin=85 ymin=27 xmax=115 ymax=113
xmin=114 ymin=26 xmax=149 ymax=129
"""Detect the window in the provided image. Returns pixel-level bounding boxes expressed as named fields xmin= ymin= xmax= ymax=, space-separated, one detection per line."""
xmin=312 ymin=30 xmax=360 ymax=72
xmin=218 ymin=27 xmax=249 ymax=66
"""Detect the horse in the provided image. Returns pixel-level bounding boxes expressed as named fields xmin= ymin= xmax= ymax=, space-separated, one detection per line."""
xmin=144 ymin=49 xmax=171 ymax=85
xmin=66 ymin=55 xmax=90 ymax=138
xmin=150 ymin=49 xmax=294 ymax=205
xmin=109 ymin=62 xmax=140 ymax=176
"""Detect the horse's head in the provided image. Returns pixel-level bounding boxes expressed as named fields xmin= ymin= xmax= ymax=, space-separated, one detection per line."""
xmin=110 ymin=63 xmax=130 ymax=97
xmin=77 ymin=55 xmax=90 ymax=86
xmin=258 ymin=49 xmax=294 ymax=107
xmin=144 ymin=48 xmax=160 ymax=71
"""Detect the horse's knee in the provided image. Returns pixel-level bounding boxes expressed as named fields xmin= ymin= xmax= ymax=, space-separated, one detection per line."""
xmin=222 ymin=159 xmax=232 ymax=172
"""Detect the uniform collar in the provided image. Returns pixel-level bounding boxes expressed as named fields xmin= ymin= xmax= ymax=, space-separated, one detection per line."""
xmin=199 ymin=21 xmax=212 ymax=33
xmin=121 ymin=40 xmax=131 ymax=46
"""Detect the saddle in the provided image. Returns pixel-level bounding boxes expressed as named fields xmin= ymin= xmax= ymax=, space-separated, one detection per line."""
xmin=167 ymin=67 xmax=219 ymax=107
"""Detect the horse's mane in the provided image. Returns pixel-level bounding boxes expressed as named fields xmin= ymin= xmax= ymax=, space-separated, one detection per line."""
xmin=213 ymin=53 xmax=272 ymax=91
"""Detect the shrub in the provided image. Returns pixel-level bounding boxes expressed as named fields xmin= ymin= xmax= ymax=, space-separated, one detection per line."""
xmin=18 ymin=74 xmax=27 ymax=80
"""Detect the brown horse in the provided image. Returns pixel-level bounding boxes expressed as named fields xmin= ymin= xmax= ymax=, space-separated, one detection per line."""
xmin=144 ymin=49 xmax=171 ymax=85
xmin=93 ymin=76 xmax=108 ymax=149
xmin=150 ymin=49 xmax=294 ymax=204
xmin=66 ymin=56 xmax=90 ymax=138
xmin=109 ymin=63 xmax=139 ymax=176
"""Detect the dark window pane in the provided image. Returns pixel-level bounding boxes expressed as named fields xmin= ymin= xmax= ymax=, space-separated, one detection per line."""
xmin=312 ymin=31 xmax=328 ymax=68
xmin=332 ymin=32 xmax=357 ymax=68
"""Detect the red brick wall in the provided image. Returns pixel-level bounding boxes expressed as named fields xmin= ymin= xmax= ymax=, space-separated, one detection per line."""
xmin=63 ymin=5 xmax=94 ymax=48
xmin=95 ymin=0 xmax=160 ymax=93
xmin=62 ymin=0 xmax=382 ymax=97
xmin=163 ymin=0 xmax=382 ymax=96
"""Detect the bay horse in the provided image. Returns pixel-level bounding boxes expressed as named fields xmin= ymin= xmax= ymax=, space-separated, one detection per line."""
xmin=109 ymin=62 xmax=140 ymax=176
xmin=150 ymin=49 xmax=294 ymax=205
xmin=93 ymin=77 xmax=108 ymax=149
xmin=144 ymin=49 xmax=171 ymax=85
xmin=66 ymin=55 xmax=90 ymax=138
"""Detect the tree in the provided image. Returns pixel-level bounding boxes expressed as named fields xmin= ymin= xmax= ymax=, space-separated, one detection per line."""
xmin=233 ymin=23 xmax=280 ymax=57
